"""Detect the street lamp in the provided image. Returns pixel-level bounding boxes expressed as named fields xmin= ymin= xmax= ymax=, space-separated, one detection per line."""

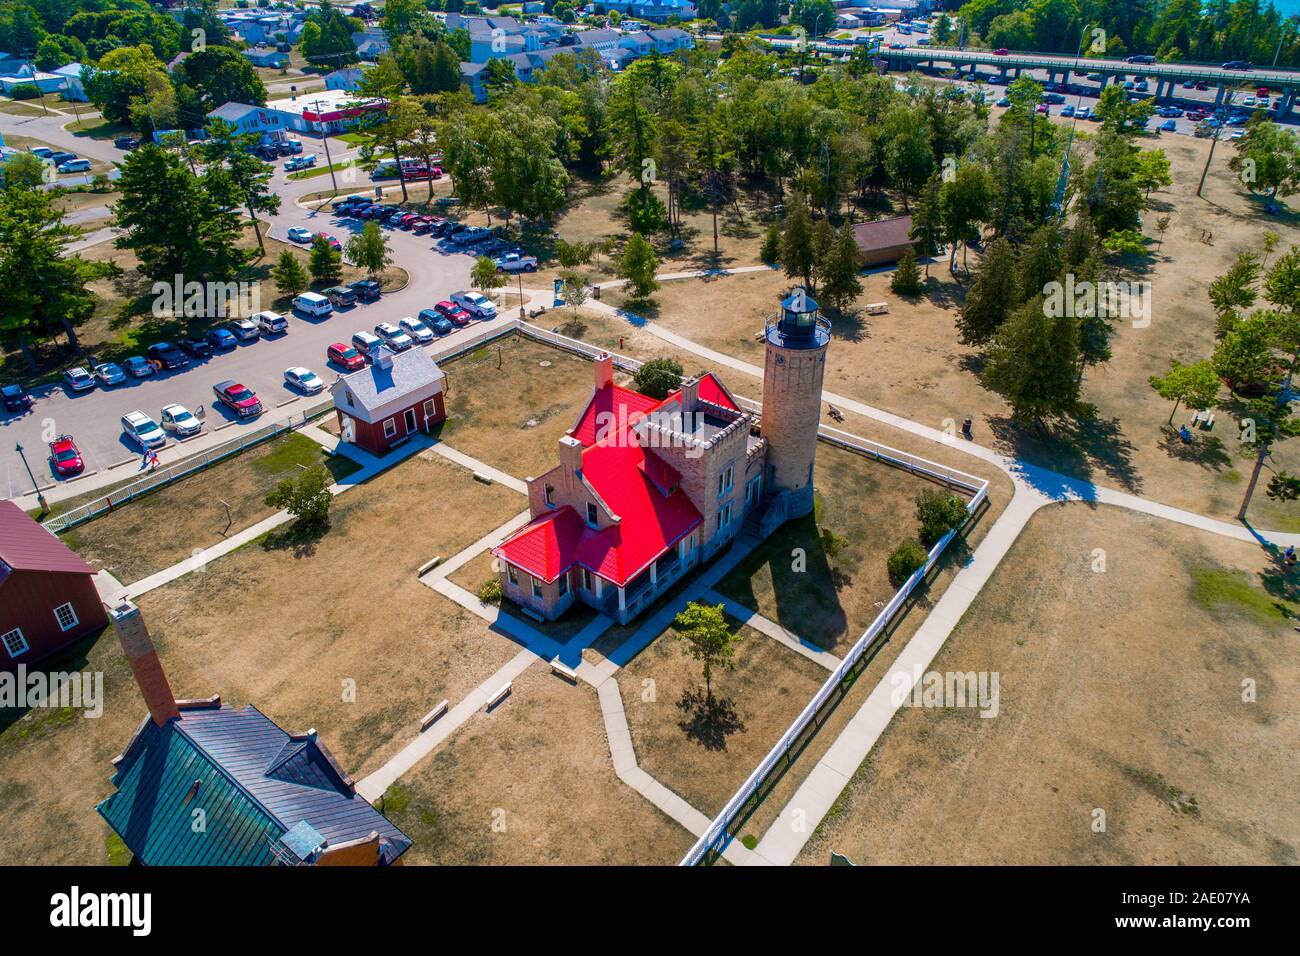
xmin=15 ymin=443 xmax=47 ymax=513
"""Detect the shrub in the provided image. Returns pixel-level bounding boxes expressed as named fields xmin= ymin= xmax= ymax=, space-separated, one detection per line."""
xmin=760 ymin=223 xmax=781 ymax=264
xmin=9 ymin=83 xmax=40 ymax=100
xmin=633 ymin=356 xmax=683 ymax=399
xmin=890 ymin=248 xmax=924 ymax=296
xmin=622 ymin=190 xmax=667 ymax=233
xmin=915 ymin=489 xmax=967 ymax=547
xmin=478 ymin=577 xmax=502 ymax=605
xmin=887 ymin=540 xmax=928 ymax=587
xmin=265 ymin=464 xmax=333 ymax=528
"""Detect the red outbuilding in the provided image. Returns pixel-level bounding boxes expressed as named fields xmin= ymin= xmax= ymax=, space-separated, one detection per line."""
xmin=330 ymin=346 xmax=447 ymax=455
xmin=0 ymin=500 xmax=108 ymax=671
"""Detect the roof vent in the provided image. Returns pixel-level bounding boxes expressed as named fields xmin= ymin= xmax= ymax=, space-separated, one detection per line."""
xmin=375 ymin=347 xmax=395 ymax=371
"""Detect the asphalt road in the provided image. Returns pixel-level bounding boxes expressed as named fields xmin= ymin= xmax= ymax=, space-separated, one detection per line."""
xmin=0 ymin=110 xmax=482 ymax=499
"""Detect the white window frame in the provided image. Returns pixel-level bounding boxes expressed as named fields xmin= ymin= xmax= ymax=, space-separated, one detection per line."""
xmin=53 ymin=602 xmax=79 ymax=632
xmin=586 ymin=502 xmax=598 ymax=526
xmin=2 ymin=627 xmax=28 ymax=659
xmin=507 ymin=564 xmax=519 ymax=586
xmin=382 ymin=417 xmax=398 ymax=439
xmin=423 ymin=398 xmax=436 ymax=419
xmin=717 ymin=464 xmax=734 ymax=498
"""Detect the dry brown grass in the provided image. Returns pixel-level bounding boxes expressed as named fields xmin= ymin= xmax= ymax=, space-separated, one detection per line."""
xmin=797 ymin=502 xmax=1300 ymax=866
xmin=619 ymin=620 xmax=828 ymax=817
xmin=0 ymin=452 xmax=526 ymax=864
xmin=382 ymin=660 xmax=696 ymax=864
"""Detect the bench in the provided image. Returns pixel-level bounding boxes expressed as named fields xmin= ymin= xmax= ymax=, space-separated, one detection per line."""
xmin=417 ymin=556 xmax=442 ymax=576
xmin=472 ymin=471 xmax=494 ymax=484
xmin=865 ymin=302 xmax=889 ymax=315
xmin=550 ymin=657 xmax=578 ymax=683
xmin=485 ymin=682 xmax=512 ymax=710
xmin=1193 ymin=410 xmax=1215 ymax=430
xmin=519 ymin=605 xmax=545 ymax=624
xmin=420 ymin=700 xmax=449 ymax=731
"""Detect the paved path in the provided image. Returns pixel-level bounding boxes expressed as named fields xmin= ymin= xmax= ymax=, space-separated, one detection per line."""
xmin=702 ymin=588 xmax=841 ymax=671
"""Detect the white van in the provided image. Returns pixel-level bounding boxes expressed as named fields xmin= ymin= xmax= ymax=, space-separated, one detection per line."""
xmin=255 ymin=310 xmax=288 ymax=334
xmin=292 ymin=292 xmax=333 ymax=317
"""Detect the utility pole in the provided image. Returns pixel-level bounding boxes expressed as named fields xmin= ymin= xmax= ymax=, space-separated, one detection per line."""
xmin=311 ymin=99 xmax=340 ymax=194
xmin=15 ymin=443 xmax=46 ymax=513
xmin=1197 ymin=88 xmax=1233 ymax=198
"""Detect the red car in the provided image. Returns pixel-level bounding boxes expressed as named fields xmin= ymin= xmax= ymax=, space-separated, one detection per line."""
xmin=48 ymin=435 xmax=83 ymax=477
xmin=328 ymin=341 xmax=366 ymax=371
xmin=314 ymin=232 xmax=342 ymax=252
xmin=435 ymin=300 xmax=472 ymax=327
xmin=993 ymin=48 xmax=1009 ymax=55
xmin=400 ymin=213 xmax=422 ymax=228
xmin=212 ymin=380 xmax=263 ymax=418
xmin=410 ymin=216 xmax=435 ymax=234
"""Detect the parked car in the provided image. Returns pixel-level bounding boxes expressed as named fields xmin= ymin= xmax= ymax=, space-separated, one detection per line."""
xmin=47 ymin=435 xmax=84 ymax=476
xmin=374 ymin=322 xmax=413 ymax=351
xmin=176 ymin=337 xmax=210 ymax=359
xmin=1158 ymin=119 xmax=1176 ymax=132
xmin=94 ymin=362 xmax=127 ymax=387
xmin=49 ymin=151 xmax=75 ymax=165
xmin=287 ymin=226 xmax=313 ymax=243
xmin=1 ymin=383 xmax=33 ymax=412
xmin=1060 ymin=104 xmax=1075 ymax=118
xmin=63 ymin=366 xmax=95 ymax=392
xmin=160 ymin=403 xmax=202 ymax=438
xmin=284 ymin=366 xmax=325 ymax=394
xmin=114 ymin=135 xmax=140 ymax=150
xmin=434 ymin=300 xmax=472 ymax=327
xmin=996 ymin=96 xmax=1011 ymax=107
xmin=207 ymin=327 xmax=238 ymax=350
xmin=284 ymin=153 xmax=317 ymax=172
xmin=410 ymin=216 xmax=435 ymax=235
xmin=292 ymin=291 xmax=333 ymax=317
xmin=325 ymin=285 xmax=357 ymax=308
xmin=480 ymin=238 xmax=513 ymax=257
xmin=229 ymin=318 xmax=259 ymax=342
xmin=58 ymin=158 xmax=91 ymax=174
xmin=352 ymin=330 xmax=382 ymax=359
xmin=255 ymin=144 xmax=279 ymax=160
xmin=452 ymin=290 xmax=497 ymax=319
xmin=349 ymin=279 xmax=382 ymax=302
xmin=146 ymin=341 xmax=190 ymax=370
xmin=121 ymin=410 xmax=165 ymax=449
xmin=255 ymin=311 xmax=288 ymax=335
xmin=452 ymin=226 xmax=492 ymax=245
xmin=495 ymin=251 xmax=538 ymax=273
xmin=399 ymin=315 xmax=435 ymax=343
xmin=212 ymin=380 xmax=263 ymax=418
xmin=123 ymin=355 xmax=155 ymax=378
xmin=418 ymin=309 xmax=454 ymax=336
xmin=328 ymin=342 xmax=366 ymax=371
xmin=400 ymin=213 xmax=423 ymax=228
xmin=315 ymin=232 xmax=342 ymax=252
xmin=1075 ymin=107 xmax=1091 ymax=119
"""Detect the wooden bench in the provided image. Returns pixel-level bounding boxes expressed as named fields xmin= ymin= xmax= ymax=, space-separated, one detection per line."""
xmin=420 ymin=699 xmax=449 ymax=731
xmin=485 ymin=682 xmax=512 ymax=710
xmin=472 ymin=471 xmax=494 ymax=484
xmin=1193 ymin=410 xmax=1215 ymax=430
xmin=550 ymin=657 xmax=578 ymax=683
xmin=865 ymin=302 xmax=889 ymax=315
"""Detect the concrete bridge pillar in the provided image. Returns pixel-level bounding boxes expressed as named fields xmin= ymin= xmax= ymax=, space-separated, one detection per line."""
xmin=1215 ymin=84 xmax=1227 ymax=106
xmin=1281 ymin=88 xmax=1295 ymax=117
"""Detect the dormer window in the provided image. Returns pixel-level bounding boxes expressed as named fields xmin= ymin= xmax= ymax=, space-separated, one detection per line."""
xmin=586 ymin=502 xmax=598 ymax=526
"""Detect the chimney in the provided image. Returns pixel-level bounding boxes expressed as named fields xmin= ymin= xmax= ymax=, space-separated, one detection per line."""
xmin=109 ymin=600 xmax=180 ymax=727
xmin=679 ymin=375 xmax=700 ymax=414
xmin=375 ymin=346 xmax=394 ymax=371
xmin=559 ymin=435 xmax=584 ymax=483
xmin=594 ymin=352 xmax=613 ymax=390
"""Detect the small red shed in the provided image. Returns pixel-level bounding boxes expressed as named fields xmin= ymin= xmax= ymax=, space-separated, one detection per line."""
xmin=0 ymin=500 xmax=108 ymax=671
xmin=330 ymin=346 xmax=447 ymax=455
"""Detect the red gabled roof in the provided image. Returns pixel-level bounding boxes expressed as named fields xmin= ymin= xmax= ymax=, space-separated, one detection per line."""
xmin=494 ymin=507 xmax=585 ymax=583
xmin=0 ymin=500 xmax=97 ymax=577
xmin=570 ymin=383 xmax=662 ymax=447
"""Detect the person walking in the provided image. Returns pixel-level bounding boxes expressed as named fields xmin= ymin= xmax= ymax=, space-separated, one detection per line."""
xmin=961 ymin=418 xmax=973 ymax=440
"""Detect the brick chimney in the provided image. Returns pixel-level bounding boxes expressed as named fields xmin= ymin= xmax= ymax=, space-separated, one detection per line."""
xmin=594 ymin=352 xmax=613 ymax=390
xmin=109 ymin=600 xmax=180 ymax=727
xmin=559 ymin=434 xmax=584 ymax=486
xmin=679 ymin=375 xmax=700 ymax=414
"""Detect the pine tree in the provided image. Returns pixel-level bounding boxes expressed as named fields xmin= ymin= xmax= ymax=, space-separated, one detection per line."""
xmin=618 ymin=232 xmax=660 ymax=299
xmin=957 ymin=237 xmax=1017 ymax=345
xmin=272 ymin=250 xmax=308 ymax=297
xmin=810 ymin=218 xmax=835 ymax=292
xmin=760 ymin=223 xmax=780 ymax=264
xmin=910 ymin=172 xmax=943 ymax=278
xmin=780 ymin=196 xmax=814 ymax=289
xmin=820 ymin=228 xmax=863 ymax=317
xmin=308 ymin=235 xmax=342 ymax=285
xmin=891 ymin=247 xmax=924 ymax=296
xmin=984 ymin=297 xmax=1081 ymax=425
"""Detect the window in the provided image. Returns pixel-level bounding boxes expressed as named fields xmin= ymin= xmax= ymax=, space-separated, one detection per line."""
xmin=717 ymin=503 xmax=732 ymax=533
xmin=545 ymin=484 xmax=555 ymax=507
xmin=717 ymin=464 xmax=734 ymax=498
xmin=558 ymin=573 xmax=569 ymax=596
xmin=383 ymin=418 xmax=398 ymax=439
xmin=1 ymin=627 xmax=27 ymax=659
xmin=423 ymin=399 xmax=436 ymax=419
xmin=581 ymin=568 xmax=592 ymax=591
xmin=53 ymin=602 xmax=78 ymax=632
xmin=507 ymin=564 xmax=518 ymax=586
xmin=586 ymin=502 xmax=598 ymax=526
xmin=532 ymin=576 xmax=543 ymax=599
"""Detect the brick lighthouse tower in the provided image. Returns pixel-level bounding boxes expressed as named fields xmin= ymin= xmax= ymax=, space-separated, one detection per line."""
xmin=760 ymin=287 xmax=830 ymax=525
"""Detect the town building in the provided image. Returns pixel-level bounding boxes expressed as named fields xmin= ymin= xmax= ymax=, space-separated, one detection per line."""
xmin=493 ymin=290 xmax=830 ymax=624
xmin=96 ymin=601 xmax=411 ymax=866
xmin=331 ymin=347 xmax=447 ymax=456
xmin=852 ymin=214 xmax=917 ymax=267
xmin=206 ymin=89 xmax=386 ymax=136
xmin=590 ymin=0 xmax=699 ymax=23
xmin=0 ymin=500 xmax=109 ymax=671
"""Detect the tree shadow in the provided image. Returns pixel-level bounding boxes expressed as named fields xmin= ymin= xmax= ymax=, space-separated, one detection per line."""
xmin=677 ymin=687 xmax=746 ymax=752
xmin=986 ymin=406 xmax=1142 ymax=495
xmin=829 ymin=307 xmax=868 ymax=344
xmin=261 ymin=519 xmax=328 ymax=559
xmin=1155 ymin=424 xmax=1233 ymax=471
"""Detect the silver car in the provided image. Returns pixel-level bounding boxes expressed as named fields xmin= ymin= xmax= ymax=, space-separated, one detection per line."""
xmin=95 ymin=362 xmax=126 ymax=387
xmin=160 ymin=403 xmax=202 ymax=438
xmin=284 ymin=366 xmax=324 ymax=394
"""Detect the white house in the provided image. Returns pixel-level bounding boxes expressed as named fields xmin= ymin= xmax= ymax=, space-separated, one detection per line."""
xmin=324 ymin=68 xmax=365 ymax=91
xmin=50 ymin=63 xmax=87 ymax=101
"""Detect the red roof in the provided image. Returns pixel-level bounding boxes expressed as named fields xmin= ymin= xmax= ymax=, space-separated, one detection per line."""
xmin=0 ymin=500 xmax=97 ymax=577
xmin=494 ymin=507 xmax=585 ymax=583
xmin=569 ymin=383 xmax=662 ymax=447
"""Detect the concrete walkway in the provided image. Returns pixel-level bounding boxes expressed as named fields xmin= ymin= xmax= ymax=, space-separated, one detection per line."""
xmin=702 ymin=588 xmax=841 ymax=671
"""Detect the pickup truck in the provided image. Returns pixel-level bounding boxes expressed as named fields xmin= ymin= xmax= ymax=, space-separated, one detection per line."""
xmin=212 ymin=380 xmax=263 ymax=418
xmin=285 ymin=154 xmax=317 ymax=172
xmin=495 ymin=252 xmax=538 ymax=273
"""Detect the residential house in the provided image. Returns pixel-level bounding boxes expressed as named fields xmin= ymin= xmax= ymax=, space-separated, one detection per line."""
xmin=324 ymin=67 xmax=365 ymax=92
xmin=96 ymin=601 xmax=412 ymax=866
xmin=50 ymin=63 xmax=87 ymax=101
xmin=595 ymin=0 xmax=698 ymax=23
xmin=493 ymin=290 xmax=832 ymax=624
xmin=0 ymin=500 xmax=109 ymax=672
xmin=331 ymin=347 xmax=447 ymax=456
xmin=243 ymin=46 xmax=290 ymax=69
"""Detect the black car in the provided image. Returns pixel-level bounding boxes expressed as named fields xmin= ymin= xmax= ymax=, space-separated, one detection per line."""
xmin=179 ymin=337 xmax=212 ymax=358
xmin=255 ymin=144 xmax=279 ymax=160
xmin=49 ymin=151 xmax=76 ymax=165
xmin=114 ymin=135 xmax=140 ymax=150
xmin=1 ymin=383 xmax=33 ymax=412
xmin=146 ymin=341 xmax=190 ymax=370
xmin=1222 ymin=60 xmax=1254 ymax=70
xmin=349 ymin=279 xmax=382 ymax=302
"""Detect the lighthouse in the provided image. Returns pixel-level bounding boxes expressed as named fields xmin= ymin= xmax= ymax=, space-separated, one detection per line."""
xmin=760 ymin=287 xmax=831 ymax=522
